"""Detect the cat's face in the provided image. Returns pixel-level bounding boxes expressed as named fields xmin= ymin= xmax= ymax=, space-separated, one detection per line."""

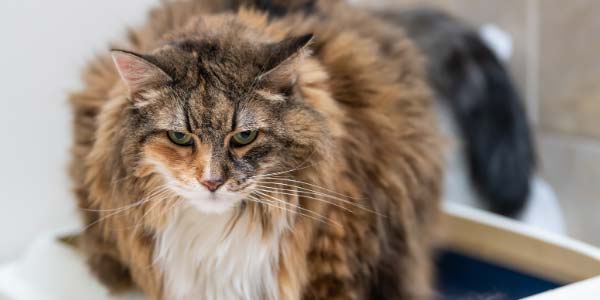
xmin=114 ymin=33 xmax=325 ymax=214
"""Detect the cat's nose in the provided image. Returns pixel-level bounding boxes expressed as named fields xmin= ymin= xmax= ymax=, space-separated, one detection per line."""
xmin=200 ymin=178 xmax=224 ymax=192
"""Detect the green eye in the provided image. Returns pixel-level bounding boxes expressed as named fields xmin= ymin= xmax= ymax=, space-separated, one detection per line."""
xmin=231 ymin=130 xmax=258 ymax=147
xmin=167 ymin=131 xmax=194 ymax=146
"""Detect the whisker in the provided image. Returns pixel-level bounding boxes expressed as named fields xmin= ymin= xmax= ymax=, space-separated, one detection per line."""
xmin=81 ymin=204 xmax=138 ymax=232
xmin=82 ymin=185 xmax=171 ymax=213
xmin=246 ymin=195 xmax=297 ymax=216
xmin=81 ymin=185 xmax=173 ymax=232
xmin=255 ymin=180 xmax=386 ymax=218
xmin=131 ymin=191 xmax=178 ymax=230
xmin=250 ymin=163 xmax=315 ymax=179
xmin=258 ymin=177 xmax=363 ymax=201
xmin=246 ymin=195 xmax=340 ymax=227
xmin=255 ymin=181 xmax=368 ymax=209
xmin=81 ymin=199 xmax=149 ymax=213
xmin=252 ymin=190 xmax=336 ymax=222
xmin=253 ymin=186 xmax=356 ymax=215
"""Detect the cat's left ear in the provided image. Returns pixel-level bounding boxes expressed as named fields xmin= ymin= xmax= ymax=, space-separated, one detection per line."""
xmin=260 ymin=33 xmax=314 ymax=86
xmin=111 ymin=50 xmax=172 ymax=94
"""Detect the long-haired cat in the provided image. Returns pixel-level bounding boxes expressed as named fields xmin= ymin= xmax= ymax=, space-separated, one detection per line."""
xmin=69 ymin=0 xmax=443 ymax=299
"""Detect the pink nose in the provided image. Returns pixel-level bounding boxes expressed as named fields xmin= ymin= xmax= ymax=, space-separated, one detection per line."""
xmin=200 ymin=178 xmax=224 ymax=192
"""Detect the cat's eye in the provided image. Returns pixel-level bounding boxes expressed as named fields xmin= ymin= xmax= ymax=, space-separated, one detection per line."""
xmin=231 ymin=130 xmax=258 ymax=147
xmin=167 ymin=131 xmax=194 ymax=146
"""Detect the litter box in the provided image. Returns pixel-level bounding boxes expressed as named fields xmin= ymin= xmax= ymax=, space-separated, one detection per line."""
xmin=438 ymin=203 xmax=600 ymax=299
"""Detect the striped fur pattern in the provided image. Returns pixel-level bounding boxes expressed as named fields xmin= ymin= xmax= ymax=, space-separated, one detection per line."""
xmin=69 ymin=0 xmax=443 ymax=299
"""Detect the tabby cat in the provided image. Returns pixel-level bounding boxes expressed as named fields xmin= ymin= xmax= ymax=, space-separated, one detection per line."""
xmin=69 ymin=0 xmax=443 ymax=299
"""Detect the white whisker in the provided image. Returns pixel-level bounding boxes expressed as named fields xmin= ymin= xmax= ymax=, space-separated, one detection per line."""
xmin=251 ymin=163 xmax=314 ymax=179
xmin=246 ymin=195 xmax=340 ymax=227
xmin=81 ymin=185 xmax=175 ymax=232
xmin=252 ymin=190 xmax=336 ymax=223
xmin=253 ymin=186 xmax=355 ymax=215
xmin=255 ymin=179 xmax=386 ymax=217
xmin=255 ymin=182 xmax=366 ymax=208
xmin=259 ymin=177 xmax=363 ymax=200
xmin=83 ymin=185 xmax=171 ymax=213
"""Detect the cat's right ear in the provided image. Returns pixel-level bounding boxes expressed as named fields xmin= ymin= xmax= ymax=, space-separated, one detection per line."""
xmin=111 ymin=50 xmax=172 ymax=94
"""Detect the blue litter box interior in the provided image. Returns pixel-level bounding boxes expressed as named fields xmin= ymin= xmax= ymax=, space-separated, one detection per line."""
xmin=436 ymin=250 xmax=562 ymax=300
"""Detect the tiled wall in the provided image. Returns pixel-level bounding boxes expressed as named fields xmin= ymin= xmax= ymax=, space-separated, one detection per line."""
xmin=536 ymin=0 xmax=600 ymax=246
xmin=538 ymin=0 xmax=600 ymax=140
xmin=354 ymin=0 xmax=600 ymax=246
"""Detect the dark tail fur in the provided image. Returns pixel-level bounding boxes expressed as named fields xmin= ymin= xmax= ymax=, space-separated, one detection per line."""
xmin=382 ymin=9 xmax=536 ymax=216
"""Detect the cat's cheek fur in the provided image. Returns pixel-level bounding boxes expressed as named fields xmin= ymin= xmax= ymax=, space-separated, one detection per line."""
xmin=154 ymin=203 xmax=285 ymax=300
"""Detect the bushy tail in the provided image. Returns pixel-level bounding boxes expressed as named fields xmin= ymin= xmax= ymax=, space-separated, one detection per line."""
xmin=383 ymin=9 xmax=536 ymax=216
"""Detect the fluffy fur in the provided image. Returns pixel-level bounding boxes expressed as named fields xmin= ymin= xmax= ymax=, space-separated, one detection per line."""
xmin=155 ymin=204 xmax=285 ymax=299
xmin=69 ymin=1 xmax=443 ymax=299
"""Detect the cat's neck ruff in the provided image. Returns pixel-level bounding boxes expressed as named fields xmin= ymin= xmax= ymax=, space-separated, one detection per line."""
xmin=154 ymin=202 xmax=285 ymax=300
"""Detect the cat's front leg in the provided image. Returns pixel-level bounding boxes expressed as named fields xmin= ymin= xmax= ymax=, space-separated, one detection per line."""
xmin=80 ymin=230 xmax=164 ymax=300
xmin=300 ymin=212 xmax=376 ymax=300
xmin=77 ymin=229 xmax=136 ymax=294
xmin=121 ymin=230 xmax=165 ymax=300
xmin=277 ymin=216 xmax=365 ymax=300
xmin=302 ymin=234 xmax=365 ymax=300
xmin=87 ymin=252 xmax=134 ymax=293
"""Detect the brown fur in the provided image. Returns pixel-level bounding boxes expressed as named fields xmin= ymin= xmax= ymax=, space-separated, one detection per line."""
xmin=69 ymin=0 xmax=443 ymax=299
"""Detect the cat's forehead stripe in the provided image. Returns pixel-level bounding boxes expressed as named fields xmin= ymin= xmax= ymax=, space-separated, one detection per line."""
xmin=256 ymin=90 xmax=285 ymax=102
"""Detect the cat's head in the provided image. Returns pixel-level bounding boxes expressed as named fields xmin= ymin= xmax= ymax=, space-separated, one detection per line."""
xmin=112 ymin=16 xmax=332 ymax=214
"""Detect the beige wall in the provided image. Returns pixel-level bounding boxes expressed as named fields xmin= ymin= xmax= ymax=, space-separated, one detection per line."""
xmin=354 ymin=0 xmax=600 ymax=246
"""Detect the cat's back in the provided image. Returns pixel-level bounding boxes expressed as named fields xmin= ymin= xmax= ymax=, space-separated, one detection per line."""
xmin=279 ymin=1 xmax=434 ymax=124
xmin=280 ymin=1 xmax=440 ymax=159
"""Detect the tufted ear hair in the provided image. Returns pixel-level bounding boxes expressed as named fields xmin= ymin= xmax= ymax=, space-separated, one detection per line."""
xmin=111 ymin=49 xmax=172 ymax=94
xmin=259 ymin=33 xmax=314 ymax=86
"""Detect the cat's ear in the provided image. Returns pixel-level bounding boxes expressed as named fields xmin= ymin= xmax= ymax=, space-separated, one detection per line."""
xmin=260 ymin=34 xmax=314 ymax=85
xmin=111 ymin=50 xmax=172 ymax=94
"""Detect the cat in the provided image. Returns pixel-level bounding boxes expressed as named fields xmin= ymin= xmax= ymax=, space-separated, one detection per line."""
xmin=380 ymin=8 xmax=537 ymax=217
xmin=69 ymin=0 xmax=443 ymax=299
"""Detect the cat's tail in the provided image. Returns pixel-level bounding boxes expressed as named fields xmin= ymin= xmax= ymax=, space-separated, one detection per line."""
xmin=382 ymin=9 xmax=536 ymax=217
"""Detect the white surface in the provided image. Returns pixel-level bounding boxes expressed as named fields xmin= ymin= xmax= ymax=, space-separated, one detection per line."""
xmin=519 ymin=178 xmax=566 ymax=235
xmin=525 ymin=276 xmax=600 ymax=300
xmin=0 ymin=229 xmax=146 ymax=300
xmin=0 ymin=0 xmax=159 ymax=262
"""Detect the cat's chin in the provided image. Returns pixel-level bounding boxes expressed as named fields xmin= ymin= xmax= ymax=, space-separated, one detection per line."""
xmin=188 ymin=198 xmax=236 ymax=214
xmin=183 ymin=192 xmax=243 ymax=215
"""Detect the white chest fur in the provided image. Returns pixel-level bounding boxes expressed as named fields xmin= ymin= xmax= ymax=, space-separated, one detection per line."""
xmin=154 ymin=205 xmax=283 ymax=300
